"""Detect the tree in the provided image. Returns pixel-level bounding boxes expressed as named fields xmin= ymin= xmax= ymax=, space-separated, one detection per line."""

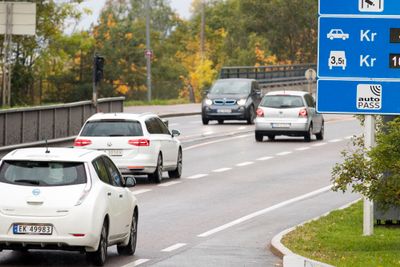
xmin=332 ymin=117 xmax=400 ymax=210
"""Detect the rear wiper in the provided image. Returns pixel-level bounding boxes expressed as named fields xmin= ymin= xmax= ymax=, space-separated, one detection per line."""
xmin=14 ymin=179 xmax=40 ymax=185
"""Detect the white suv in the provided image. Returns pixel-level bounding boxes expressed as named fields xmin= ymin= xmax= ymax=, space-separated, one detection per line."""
xmin=74 ymin=113 xmax=182 ymax=183
xmin=0 ymin=147 xmax=138 ymax=266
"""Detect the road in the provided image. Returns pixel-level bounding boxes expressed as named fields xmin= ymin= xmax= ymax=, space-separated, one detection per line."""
xmin=0 ymin=115 xmax=362 ymax=266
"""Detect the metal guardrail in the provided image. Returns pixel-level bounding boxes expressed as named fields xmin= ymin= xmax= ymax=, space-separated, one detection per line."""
xmin=0 ymin=97 xmax=125 ymax=151
xmin=219 ymin=64 xmax=317 ymax=86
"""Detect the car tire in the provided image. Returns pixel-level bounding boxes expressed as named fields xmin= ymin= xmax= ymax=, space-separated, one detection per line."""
xmin=218 ymin=120 xmax=224 ymax=124
xmin=150 ymin=154 xmax=163 ymax=183
xmin=202 ymin=117 xmax=209 ymax=125
xmin=304 ymin=124 xmax=313 ymax=142
xmin=267 ymin=135 xmax=275 ymax=141
xmin=87 ymin=221 xmax=108 ymax=266
xmin=117 ymin=211 xmax=138 ymax=256
xmin=168 ymin=149 xmax=182 ymax=179
xmin=247 ymin=106 xmax=255 ymax=125
xmin=316 ymin=121 xmax=324 ymax=141
xmin=255 ymin=132 xmax=263 ymax=142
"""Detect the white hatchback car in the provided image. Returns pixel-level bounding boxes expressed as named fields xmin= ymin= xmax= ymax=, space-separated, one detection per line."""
xmin=0 ymin=147 xmax=138 ymax=266
xmin=255 ymin=91 xmax=324 ymax=142
xmin=74 ymin=113 xmax=182 ymax=183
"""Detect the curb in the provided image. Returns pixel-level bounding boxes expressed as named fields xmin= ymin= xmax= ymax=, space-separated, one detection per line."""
xmin=270 ymin=198 xmax=362 ymax=267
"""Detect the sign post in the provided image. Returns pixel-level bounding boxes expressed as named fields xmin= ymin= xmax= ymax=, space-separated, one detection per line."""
xmin=318 ymin=0 xmax=400 ymax=236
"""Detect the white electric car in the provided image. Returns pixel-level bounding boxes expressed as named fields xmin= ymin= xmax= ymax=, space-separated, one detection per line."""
xmin=0 ymin=147 xmax=138 ymax=266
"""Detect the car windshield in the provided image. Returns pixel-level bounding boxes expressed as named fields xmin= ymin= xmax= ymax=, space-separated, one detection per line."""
xmin=261 ymin=95 xmax=304 ymax=109
xmin=0 ymin=161 xmax=87 ymax=186
xmin=209 ymin=80 xmax=251 ymax=95
xmin=80 ymin=120 xmax=143 ymax=137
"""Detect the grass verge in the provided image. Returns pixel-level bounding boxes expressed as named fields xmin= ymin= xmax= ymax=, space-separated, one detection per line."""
xmin=282 ymin=200 xmax=400 ymax=267
xmin=124 ymin=99 xmax=190 ymax=107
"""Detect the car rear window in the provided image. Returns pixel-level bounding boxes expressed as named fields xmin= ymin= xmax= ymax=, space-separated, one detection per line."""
xmin=261 ymin=95 xmax=304 ymax=109
xmin=80 ymin=120 xmax=143 ymax=137
xmin=0 ymin=161 xmax=87 ymax=187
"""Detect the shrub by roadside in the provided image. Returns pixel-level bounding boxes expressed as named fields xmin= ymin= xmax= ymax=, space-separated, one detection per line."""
xmin=282 ymin=200 xmax=400 ymax=267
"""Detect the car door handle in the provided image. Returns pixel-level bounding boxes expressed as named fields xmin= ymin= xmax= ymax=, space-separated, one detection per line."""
xmin=119 ymin=194 xmax=123 ymax=198
xmin=107 ymin=192 xmax=112 ymax=196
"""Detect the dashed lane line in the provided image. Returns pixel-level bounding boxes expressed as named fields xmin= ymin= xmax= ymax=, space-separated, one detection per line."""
xmin=329 ymin=139 xmax=343 ymax=143
xmin=295 ymin=147 xmax=310 ymax=151
xmin=121 ymin=259 xmax=150 ymax=267
xmin=183 ymin=134 xmax=252 ymax=151
xmin=132 ymin=189 xmax=152 ymax=195
xmin=158 ymin=181 xmax=182 ymax=187
xmin=212 ymin=168 xmax=232 ymax=173
xmin=276 ymin=151 xmax=292 ymax=156
xmin=236 ymin=161 xmax=254 ymax=167
xmin=186 ymin=174 xmax=208 ymax=179
xmin=161 ymin=243 xmax=187 ymax=252
xmin=197 ymin=185 xmax=333 ymax=238
xmin=312 ymin=142 xmax=328 ymax=147
xmin=256 ymin=156 xmax=274 ymax=161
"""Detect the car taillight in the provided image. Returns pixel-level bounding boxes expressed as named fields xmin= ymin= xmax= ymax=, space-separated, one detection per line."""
xmin=74 ymin=139 xmax=92 ymax=147
xmin=128 ymin=139 xmax=150 ymax=146
xmin=299 ymin=108 xmax=308 ymax=117
xmin=256 ymin=108 xmax=264 ymax=117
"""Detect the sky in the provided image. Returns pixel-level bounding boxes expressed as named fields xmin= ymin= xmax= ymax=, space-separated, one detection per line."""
xmin=75 ymin=0 xmax=192 ymax=31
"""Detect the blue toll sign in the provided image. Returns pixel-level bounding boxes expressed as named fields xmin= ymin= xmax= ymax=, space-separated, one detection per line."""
xmin=319 ymin=0 xmax=400 ymax=16
xmin=318 ymin=80 xmax=400 ymax=115
xmin=318 ymin=17 xmax=400 ymax=79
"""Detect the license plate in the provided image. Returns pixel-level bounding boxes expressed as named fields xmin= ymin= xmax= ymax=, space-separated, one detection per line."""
xmin=13 ymin=224 xmax=53 ymax=235
xmin=217 ymin=109 xmax=232 ymax=113
xmin=272 ymin=123 xmax=291 ymax=128
xmin=105 ymin=149 xmax=123 ymax=156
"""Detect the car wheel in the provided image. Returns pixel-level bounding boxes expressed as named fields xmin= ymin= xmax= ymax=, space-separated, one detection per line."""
xmin=304 ymin=124 xmax=313 ymax=142
xmin=117 ymin=211 xmax=138 ymax=256
xmin=255 ymin=132 xmax=263 ymax=142
xmin=150 ymin=154 xmax=163 ymax=183
xmin=168 ymin=149 xmax=182 ymax=178
xmin=316 ymin=121 xmax=324 ymax=141
xmin=267 ymin=135 xmax=275 ymax=141
xmin=87 ymin=221 xmax=108 ymax=266
xmin=202 ymin=117 xmax=209 ymax=125
xmin=247 ymin=106 xmax=255 ymax=124
xmin=218 ymin=120 xmax=224 ymax=124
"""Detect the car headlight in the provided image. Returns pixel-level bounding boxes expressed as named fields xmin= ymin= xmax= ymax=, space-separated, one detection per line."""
xmin=237 ymin=99 xmax=247 ymax=106
xmin=204 ymin=99 xmax=213 ymax=106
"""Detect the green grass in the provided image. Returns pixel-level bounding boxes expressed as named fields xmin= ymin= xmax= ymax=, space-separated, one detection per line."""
xmin=124 ymin=99 xmax=190 ymax=107
xmin=282 ymin=201 xmax=400 ymax=267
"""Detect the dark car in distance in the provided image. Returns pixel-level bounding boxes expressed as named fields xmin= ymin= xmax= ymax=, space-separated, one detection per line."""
xmin=201 ymin=79 xmax=262 ymax=125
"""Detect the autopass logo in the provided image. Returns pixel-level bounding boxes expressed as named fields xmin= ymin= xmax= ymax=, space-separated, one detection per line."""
xmin=357 ymin=84 xmax=382 ymax=110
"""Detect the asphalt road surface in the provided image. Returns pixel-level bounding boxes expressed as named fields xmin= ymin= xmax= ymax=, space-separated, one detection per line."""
xmin=0 ymin=115 xmax=362 ymax=267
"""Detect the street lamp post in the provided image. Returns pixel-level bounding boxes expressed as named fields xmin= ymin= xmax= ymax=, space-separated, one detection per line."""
xmin=145 ymin=0 xmax=152 ymax=102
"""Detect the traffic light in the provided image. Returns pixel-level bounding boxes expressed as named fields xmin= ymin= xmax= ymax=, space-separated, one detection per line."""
xmin=94 ymin=55 xmax=105 ymax=84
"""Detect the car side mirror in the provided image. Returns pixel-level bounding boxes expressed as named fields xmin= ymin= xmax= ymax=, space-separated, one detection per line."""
xmin=124 ymin=176 xmax=136 ymax=188
xmin=203 ymin=89 xmax=209 ymax=96
xmin=171 ymin=129 xmax=181 ymax=137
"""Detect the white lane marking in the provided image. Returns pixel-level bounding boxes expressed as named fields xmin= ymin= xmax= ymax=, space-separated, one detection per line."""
xmin=312 ymin=142 xmax=328 ymax=147
xmin=121 ymin=259 xmax=150 ymax=267
xmin=168 ymin=123 xmax=179 ymax=127
xmin=276 ymin=151 xmax=292 ymax=156
xmin=203 ymin=131 xmax=214 ymax=135
xmin=197 ymin=185 xmax=333 ymax=238
xmin=184 ymin=134 xmax=252 ymax=151
xmin=295 ymin=147 xmax=310 ymax=151
xmin=236 ymin=162 xmax=254 ymax=167
xmin=238 ymin=126 xmax=247 ymax=130
xmin=345 ymin=135 xmax=353 ymax=140
xmin=132 ymin=189 xmax=152 ymax=195
xmin=257 ymin=156 xmax=274 ymax=161
xmin=329 ymin=139 xmax=342 ymax=143
xmin=161 ymin=243 xmax=187 ymax=252
xmin=158 ymin=181 xmax=182 ymax=187
xmin=212 ymin=168 xmax=232 ymax=173
xmin=186 ymin=174 xmax=208 ymax=179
